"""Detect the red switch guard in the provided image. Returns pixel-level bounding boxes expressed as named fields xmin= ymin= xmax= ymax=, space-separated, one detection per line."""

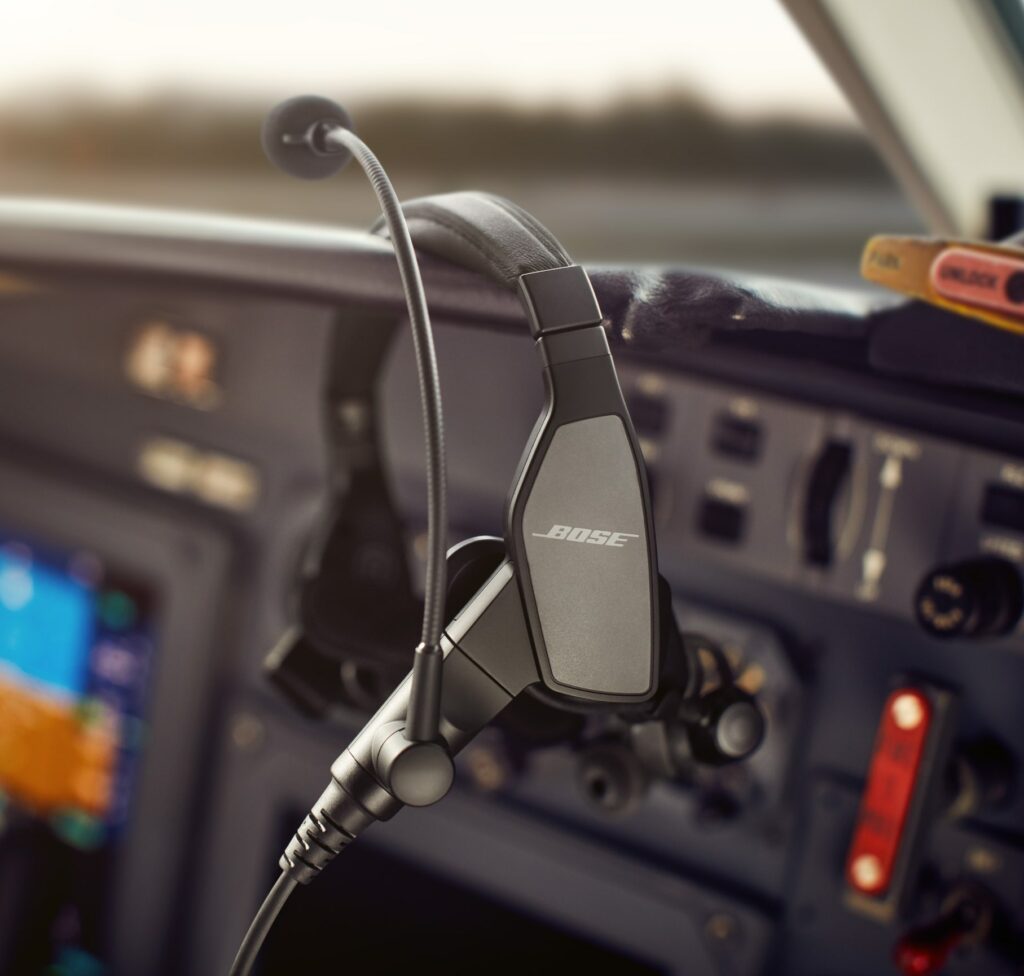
xmin=846 ymin=689 xmax=932 ymax=897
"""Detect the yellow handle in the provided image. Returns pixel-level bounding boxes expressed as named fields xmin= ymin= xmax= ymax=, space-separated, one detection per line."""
xmin=860 ymin=235 xmax=1024 ymax=337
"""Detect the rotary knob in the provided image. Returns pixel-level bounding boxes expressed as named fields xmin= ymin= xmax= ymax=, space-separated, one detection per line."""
xmin=915 ymin=557 xmax=1023 ymax=639
xmin=682 ymin=686 xmax=766 ymax=766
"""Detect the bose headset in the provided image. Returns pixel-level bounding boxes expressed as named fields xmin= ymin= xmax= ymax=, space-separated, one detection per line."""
xmin=231 ymin=95 xmax=764 ymax=975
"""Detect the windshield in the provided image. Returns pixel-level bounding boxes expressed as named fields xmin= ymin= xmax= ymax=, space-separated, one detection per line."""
xmin=0 ymin=0 xmax=919 ymax=284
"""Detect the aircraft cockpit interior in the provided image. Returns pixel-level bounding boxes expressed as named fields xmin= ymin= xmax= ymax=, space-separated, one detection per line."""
xmin=0 ymin=2 xmax=1023 ymax=974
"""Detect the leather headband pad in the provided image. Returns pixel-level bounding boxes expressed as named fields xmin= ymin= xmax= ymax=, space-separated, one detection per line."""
xmin=372 ymin=191 xmax=573 ymax=290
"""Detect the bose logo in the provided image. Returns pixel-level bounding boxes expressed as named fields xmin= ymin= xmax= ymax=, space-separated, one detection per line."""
xmin=531 ymin=524 xmax=639 ymax=547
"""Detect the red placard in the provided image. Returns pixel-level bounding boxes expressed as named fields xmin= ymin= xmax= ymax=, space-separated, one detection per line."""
xmin=846 ymin=688 xmax=932 ymax=897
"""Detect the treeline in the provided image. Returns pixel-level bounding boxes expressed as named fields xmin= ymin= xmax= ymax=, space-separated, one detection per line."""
xmin=0 ymin=92 xmax=889 ymax=183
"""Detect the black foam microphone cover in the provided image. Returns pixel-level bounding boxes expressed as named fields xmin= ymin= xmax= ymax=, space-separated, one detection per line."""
xmin=261 ymin=95 xmax=354 ymax=180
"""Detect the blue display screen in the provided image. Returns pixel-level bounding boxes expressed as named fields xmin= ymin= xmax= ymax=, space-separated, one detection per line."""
xmin=0 ymin=531 xmax=157 ymax=836
xmin=0 ymin=550 xmax=94 ymax=698
xmin=0 ymin=529 xmax=160 ymax=976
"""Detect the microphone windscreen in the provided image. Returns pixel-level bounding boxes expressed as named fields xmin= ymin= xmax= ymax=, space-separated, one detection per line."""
xmin=261 ymin=95 xmax=354 ymax=180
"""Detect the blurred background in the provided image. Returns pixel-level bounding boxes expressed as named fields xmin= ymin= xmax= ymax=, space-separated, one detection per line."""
xmin=0 ymin=0 xmax=921 ymax=286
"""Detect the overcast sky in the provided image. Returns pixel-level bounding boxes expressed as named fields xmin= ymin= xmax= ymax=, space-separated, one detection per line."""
xmin=1 ymin=0 xmax=853 ymax=120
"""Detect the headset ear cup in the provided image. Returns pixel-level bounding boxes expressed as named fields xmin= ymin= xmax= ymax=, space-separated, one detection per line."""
xmin=443 ymin=536 xmax=508 ymax=620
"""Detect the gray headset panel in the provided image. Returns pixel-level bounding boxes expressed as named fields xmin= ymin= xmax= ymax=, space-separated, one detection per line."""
xmin=522 ymin=415 xmax=652 ymax=695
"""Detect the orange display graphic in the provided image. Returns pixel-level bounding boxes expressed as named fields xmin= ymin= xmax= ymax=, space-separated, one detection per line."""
xmin=0 ymin=674 xmax=118 ymax=817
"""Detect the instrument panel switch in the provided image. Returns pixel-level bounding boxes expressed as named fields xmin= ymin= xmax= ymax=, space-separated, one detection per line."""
xmin=712 ymin=413 xmax=761 ymax=462
xmin=626 ymin=391 xmax=669 ymax=438
xmin=711 ymin=413 xmax=762 ymax=461
xmin=893 ymin=884 xmax=995 ymax=976
xmin=698 ymin=495 xmax=746 ymax=545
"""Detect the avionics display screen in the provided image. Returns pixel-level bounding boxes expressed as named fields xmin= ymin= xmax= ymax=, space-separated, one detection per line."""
xmin=0 ymin=530 xmax=157 ymax=843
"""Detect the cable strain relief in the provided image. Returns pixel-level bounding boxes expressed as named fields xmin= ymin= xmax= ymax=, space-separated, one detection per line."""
xmin=278 ymin=778 xmax=376 ymax=885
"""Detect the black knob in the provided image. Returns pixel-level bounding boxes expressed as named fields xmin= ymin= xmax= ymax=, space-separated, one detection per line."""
xmin=684 ymin=686 xmax=766 ymax=766
xmin=576 ymin=742 xmax=649 ymax=815
xmin=915 ymin=557 xmax=1023 ymax=639
xmin=715 ymin=699 xmax=765 ymax=759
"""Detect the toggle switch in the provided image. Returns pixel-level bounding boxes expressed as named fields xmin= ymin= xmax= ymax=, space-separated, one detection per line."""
xmin=711 ymin=413 xmax=762 ymax=462
xmin=893 ymin=884 xmax=994 ymax=976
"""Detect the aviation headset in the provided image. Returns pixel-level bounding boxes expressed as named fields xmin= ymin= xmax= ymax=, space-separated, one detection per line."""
xmin=231 ymin=95 xmax=762 ymax=976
